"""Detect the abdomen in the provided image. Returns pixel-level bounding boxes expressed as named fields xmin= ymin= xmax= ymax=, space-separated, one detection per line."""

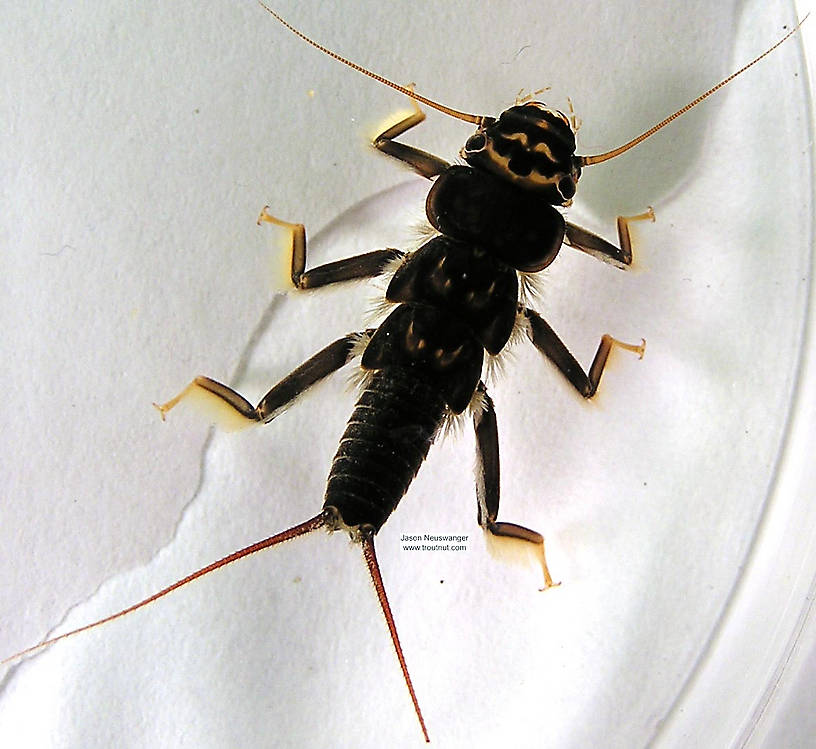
xmin=323 ymin=367 xmax=447 ymax=532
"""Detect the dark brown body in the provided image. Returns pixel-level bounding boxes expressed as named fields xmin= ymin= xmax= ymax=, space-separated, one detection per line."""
xmin=323 ymin=151 xmax=570 ymax=533
xmin=325 ymin=368 xmax=446 ymax=531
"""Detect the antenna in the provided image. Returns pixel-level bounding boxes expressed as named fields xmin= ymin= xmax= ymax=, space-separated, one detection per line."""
xmin=256 ymin=1 xmax=484 ymax=125
xmin=578 ymin=15 xmax=808 ymax=167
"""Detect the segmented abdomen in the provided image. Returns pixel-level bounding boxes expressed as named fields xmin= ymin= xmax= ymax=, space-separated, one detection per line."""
xmin=323 ymin=367 xmax=447 ymax=532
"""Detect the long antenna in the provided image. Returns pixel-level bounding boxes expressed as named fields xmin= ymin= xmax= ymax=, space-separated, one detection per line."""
xmin=257 ymin=1 xmax=484 ymax=126
xmin=2 ymin=512 xmax=329 ymax=665
xmin=578 ymin=15 xmax=808 ymax=166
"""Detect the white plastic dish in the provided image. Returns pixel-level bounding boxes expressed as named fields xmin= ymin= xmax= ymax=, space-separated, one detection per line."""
xmin=0 ymin=1 xmax=812 ymax=747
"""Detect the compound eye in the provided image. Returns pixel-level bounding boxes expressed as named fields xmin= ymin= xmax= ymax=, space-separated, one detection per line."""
xmin=558 ymin=176 xmax=576 ymax=201
xmin=463 ymin=133 xmax=487 ymax=154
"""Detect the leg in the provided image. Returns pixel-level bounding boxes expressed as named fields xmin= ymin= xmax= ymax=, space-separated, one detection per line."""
xmin=564 ymin=207 xmax=655 ymax=268
xmin=154 ymin=332 xmax=370 ymax=428
xmin=258 ymin=207 xmax=404 ymax=290
xmin=524 ymin=309 xmax=644 ymax=398
xmin=372 ymin=93 xmax=450 ymax=178
xmin=472 ymin=382 xmax=557 ymax=589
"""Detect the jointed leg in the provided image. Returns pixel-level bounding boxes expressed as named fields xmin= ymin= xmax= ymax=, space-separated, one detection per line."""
xmin=564 ymin=207 xmax=655 ymax=268
xmin=258 ymin=95 xmax=448 ymax=291
xmin=258 ymin=208 xmax=404 ymax=290
xmin=372 ymin=93 xmax=450 ymax=178
xmin=524 ymin=309 xmax=644 ymax=398
xmin=155 ymin=332 xmax=371 ymax=428
xmin=473 ymin=382 xmax=557 ymax=589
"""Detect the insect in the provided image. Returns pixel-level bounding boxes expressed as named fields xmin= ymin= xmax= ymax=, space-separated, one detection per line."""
xmin=1 ymin=5 xmax=808 ymax=748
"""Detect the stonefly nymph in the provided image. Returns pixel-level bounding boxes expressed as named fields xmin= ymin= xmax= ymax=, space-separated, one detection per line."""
xmin=2 ymin=5 xmax=806 ymax=744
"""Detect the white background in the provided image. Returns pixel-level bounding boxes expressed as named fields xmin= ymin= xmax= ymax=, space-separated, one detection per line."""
xmin=1 ymin=1 xmax=813 ymax=747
